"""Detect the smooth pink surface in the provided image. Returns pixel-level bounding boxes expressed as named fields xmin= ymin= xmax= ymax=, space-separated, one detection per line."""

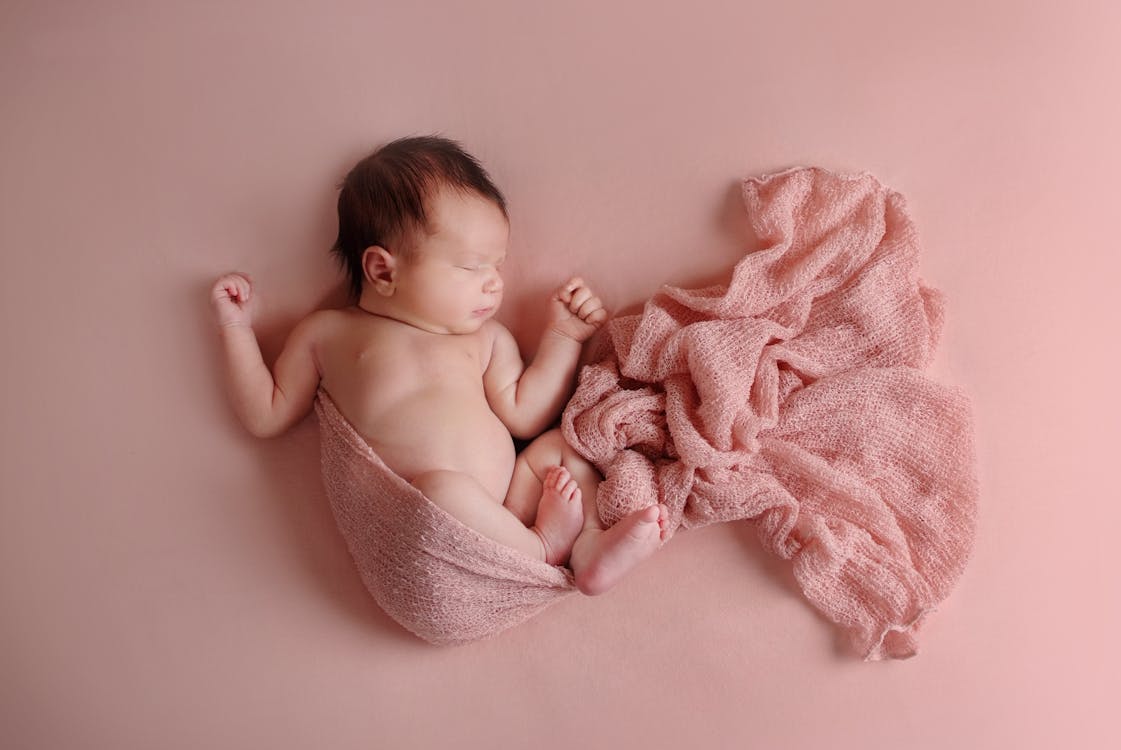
xmin=1 ymin=1 xmax=1118 ymax=748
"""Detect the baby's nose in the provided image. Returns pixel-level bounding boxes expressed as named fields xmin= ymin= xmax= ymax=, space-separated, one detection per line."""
xmin=484 ymin=271 xmax=503 ymax=293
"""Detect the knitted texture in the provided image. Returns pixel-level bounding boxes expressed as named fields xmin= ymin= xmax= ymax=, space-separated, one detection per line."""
xmin=315 ymin=390 xmax=576 ymax=644
xmin=561 ymin=166 xmax=978 ymax=659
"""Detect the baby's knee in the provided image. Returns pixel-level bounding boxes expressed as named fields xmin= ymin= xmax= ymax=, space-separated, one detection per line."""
xmin=523 ymin=429 xmax=568 ymax=467
xmin=534 ymin=428 xmax=567 ymax=450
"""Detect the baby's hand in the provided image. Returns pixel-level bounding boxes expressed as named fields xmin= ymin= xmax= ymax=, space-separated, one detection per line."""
xmin=549 ymin=277 xmax=608 ymax=342
xmin=210 ymin=273 xmax=256 ymax=328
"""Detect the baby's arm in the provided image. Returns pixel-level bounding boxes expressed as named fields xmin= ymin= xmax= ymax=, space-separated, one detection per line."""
xmin=210 ymin=273 xmax=322 ymax=438
xmin=484 ymin=277 xmax=607 ymax=439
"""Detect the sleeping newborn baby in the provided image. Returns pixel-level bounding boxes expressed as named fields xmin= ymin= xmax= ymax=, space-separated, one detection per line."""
xmin=211 ymin=135 xmax=669 ymax=596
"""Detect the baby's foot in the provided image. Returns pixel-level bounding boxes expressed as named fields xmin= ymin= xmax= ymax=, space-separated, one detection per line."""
xmin=532 ymin=467 xmax=585 ymax=565
xmin=575 ymin=504 xmax=670 ymax=596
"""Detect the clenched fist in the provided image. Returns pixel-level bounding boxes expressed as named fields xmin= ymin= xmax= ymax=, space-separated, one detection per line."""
xmin=549 ymin=277 xmax=608 ymax=343
xmin=211 ymin=273 xmax=256 ymax=328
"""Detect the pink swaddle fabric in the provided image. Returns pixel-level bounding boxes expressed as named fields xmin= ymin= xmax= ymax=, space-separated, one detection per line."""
xmin=562 ymin=166 xmax=978 ymax=659
xmin=315 ymin=390 xmax=576 ymax=645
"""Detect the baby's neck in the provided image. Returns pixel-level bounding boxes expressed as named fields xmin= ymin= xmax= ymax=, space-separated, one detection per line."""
xmin=355 ymin=294 xmax=453 ymax=336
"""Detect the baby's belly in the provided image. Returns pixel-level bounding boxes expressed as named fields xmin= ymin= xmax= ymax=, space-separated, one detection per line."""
xmin=361 ymin=393 xmax=517 ymax=502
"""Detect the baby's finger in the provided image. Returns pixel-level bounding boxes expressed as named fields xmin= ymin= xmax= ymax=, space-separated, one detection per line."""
xmin=213 ymin=279 xmax=235 ymax=301
xmin=568 ymin=286 xmax=593 ymax=313
xmin=222 ymin=280 xmax=241 ymax=301
xmin=215 ymin=273 xmax=245 ymax=294
xmin=576 ymin=295 xmax=603 ymax=320
xmin=586 ymin=307 xmax=609 ymax=326
xmin=561 ymin=277 xmax=587 ymax=300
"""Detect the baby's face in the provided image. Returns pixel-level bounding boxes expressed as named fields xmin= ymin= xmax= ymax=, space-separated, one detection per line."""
xmin=391 ymin=187 xmax=509 ymax=334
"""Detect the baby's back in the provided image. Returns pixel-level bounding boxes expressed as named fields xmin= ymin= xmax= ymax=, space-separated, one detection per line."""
xmin=312 ymin=308 xmax=517 ymax=501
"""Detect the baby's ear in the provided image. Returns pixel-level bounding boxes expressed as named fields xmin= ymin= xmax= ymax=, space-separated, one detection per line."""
xmin=362 ymin=246 xmax=396 ymax=295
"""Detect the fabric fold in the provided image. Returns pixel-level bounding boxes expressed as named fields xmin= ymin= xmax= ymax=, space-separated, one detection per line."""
xmin=315 ymin=390 xmax=576 ymax=645
xmin=561 ymin=167 xmax=978 ymax=659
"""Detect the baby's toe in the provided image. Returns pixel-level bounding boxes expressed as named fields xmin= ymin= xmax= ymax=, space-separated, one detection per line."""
xmin=543 ymin=466 xmax=562 ymax=489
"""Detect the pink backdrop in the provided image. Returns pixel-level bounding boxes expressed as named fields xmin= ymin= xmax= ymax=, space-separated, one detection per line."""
xmin=3 ymin=1 xmax=1119 ymax=748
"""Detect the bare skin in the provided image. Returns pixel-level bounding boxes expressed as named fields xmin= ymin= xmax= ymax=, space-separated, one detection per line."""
xmin=211 ymin=186 xmax=669 ymax=590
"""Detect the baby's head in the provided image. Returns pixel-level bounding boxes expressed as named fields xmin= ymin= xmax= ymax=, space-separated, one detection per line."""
xmin=332 ymin=136 xmax=509 ymax=311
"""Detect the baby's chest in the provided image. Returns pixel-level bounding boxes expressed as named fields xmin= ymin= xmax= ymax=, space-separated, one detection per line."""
xmin=407 ymin=334 xmax=486 ymax=378
xmin=342 ymin=329 xmax=487 ymax=389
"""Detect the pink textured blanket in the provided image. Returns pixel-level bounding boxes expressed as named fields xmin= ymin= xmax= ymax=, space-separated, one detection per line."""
xmin=316 ymin=390 xmax=576 ymax=644
xmin=562 ymin=166 xmax=978 ymax=659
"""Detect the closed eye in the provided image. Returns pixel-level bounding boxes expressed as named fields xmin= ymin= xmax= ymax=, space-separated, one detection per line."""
xmin=457 ymin=255 xmax=505 ymax=272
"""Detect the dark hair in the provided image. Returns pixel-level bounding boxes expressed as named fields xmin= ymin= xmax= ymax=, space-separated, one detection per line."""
xmin=331 ymin=135 xmax=508 ymax=300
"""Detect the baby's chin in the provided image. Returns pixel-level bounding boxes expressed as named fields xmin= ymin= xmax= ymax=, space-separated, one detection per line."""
xmin=425 ymin=304 xmax=499 ymax=335
xmin=446 ymin=315 xmax=492 ymax=335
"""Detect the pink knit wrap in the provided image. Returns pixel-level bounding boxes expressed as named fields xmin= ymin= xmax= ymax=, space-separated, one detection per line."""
xmin=315 ymin=390 xmax=576 ymax=645
xmin=315 ymin=166 xmax=978 ymax=659
xmin=562 ymin=167 xmax=978 ymax=659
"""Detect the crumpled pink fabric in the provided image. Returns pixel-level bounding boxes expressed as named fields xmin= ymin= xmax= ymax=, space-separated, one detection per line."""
xmin=562 ymin=166 xmax=978 ymax=659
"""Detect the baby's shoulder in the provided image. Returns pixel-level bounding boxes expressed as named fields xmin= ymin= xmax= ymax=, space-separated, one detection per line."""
xmin=283 ymin=308 xmax=384 ymax=359
xmin=479 ymin=318 xmax=514 ymax=342
xmin=290 ymin=307 xmax=351 ymax=342
xmin=310 ymin=306 xmax=419 ymax=352
xmin=477 ymin=319 xmax=520 ymax=364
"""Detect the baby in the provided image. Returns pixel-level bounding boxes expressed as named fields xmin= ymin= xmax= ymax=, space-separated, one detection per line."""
xmin=211 ymin=135 xmax=669 ymax=595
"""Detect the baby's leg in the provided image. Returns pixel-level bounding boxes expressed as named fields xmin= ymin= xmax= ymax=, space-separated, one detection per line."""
xmin=571 ymin=504 xmax=671 ymax=596
xmin=517 ymin=466 xmax=584 ymax=565
xmin=502 ymin=454 xmax=585 ymax=564
xmin=516 ymin=430 xmax=671 ymax=595
xmin=411 ymin=469 xmax=579 ymax=565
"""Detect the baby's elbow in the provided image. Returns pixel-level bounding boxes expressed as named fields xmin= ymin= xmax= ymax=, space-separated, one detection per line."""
xmin=507 ymin=414 xmax=554 ymax=441
xmin=245 ymin=390 xmax=313 ymax=438
xmin=508 ymin=422 xmax=540 ymax=441
xmin=493 ymin=392 xmax=557 ymax=440
xmin=245 ymin=419 xmax=282 ymax=439
xmin=241 ymin=410 xmax=289 ymax=439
